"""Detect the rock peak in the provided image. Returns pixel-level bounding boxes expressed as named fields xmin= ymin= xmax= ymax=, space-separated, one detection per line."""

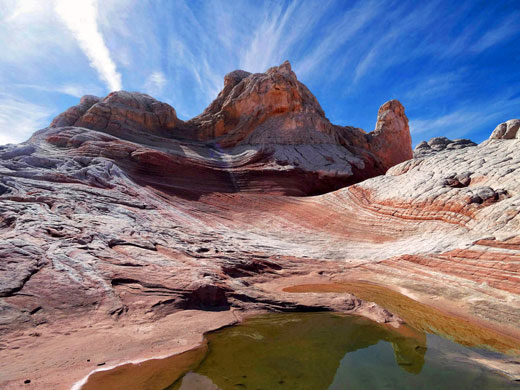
xmin=50 ymin=91 xmax=180 ymax=143
xmin=223 ymin=69 xmax=251 ymax=89
xmin=267 ymin=60 xmax=293 ymax=75
xmin=490 ymin=119 xmax=520 ymax=140
xmin=44 ymin=62 xmax=413 ymax=195
xmin=377 ymin=99 xmax=405 ymax=117
xmin=369 ymin=99 xmax=412 ymax=169
xmin=190 ymin=60 xmax=328 ymax=144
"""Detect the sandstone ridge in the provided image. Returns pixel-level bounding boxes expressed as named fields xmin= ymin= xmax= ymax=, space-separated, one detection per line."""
xmin=1 ymin=64 xmax=520 ymax=388
xmin=1 ymin=115 xmax=519 ymax=337
xmin=47 ymin=61 xmax=412 ymax=196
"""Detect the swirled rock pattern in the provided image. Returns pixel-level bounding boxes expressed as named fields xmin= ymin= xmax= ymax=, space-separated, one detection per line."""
xmin=45 ymin=61 xmax=412 ymax=196
xmin=0 ymin=61 xmax=519 ymax=388
xmin=1 ymin=124 xmax=519 ymax=334
xmin=0 ymin=62 xmax=414 ymax=333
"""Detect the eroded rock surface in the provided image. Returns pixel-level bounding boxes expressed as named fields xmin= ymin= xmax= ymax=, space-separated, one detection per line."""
xmin=414 ymin=136 xmax=477 ymax=158
xmin=490 ymin=119 xmax=520 ymax=140
xmin=0 ymin=62 xmax=519 ymax=388
xmin=45 ymin=61 xmax=411 ymax=196
xmin=346 ymin=133 xmax=520 ymax=309
xmin=51 ymin=92 xmax=181 ymax=141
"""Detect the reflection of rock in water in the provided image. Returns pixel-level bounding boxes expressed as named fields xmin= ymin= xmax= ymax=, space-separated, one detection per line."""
xmin=171 ymin=312 xmax=427 ymax=390
xmin=284 ymin=282 xmax=520 ymax=356
xmin=391 ymin=338 xmax=427 ymax=374
xmin=385 ymin=322 xmax=427 ymax=374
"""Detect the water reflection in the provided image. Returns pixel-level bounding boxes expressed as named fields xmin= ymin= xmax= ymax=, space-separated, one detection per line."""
xmin=284 ymin=282 xmax=520 ymax=355
xmin=82 ymin=312 xmax=518 ymax=390
xmin=171 ymin=313 xmax=517 ymax=390
xmin=170 ymin=313 xmax=427 ymax=390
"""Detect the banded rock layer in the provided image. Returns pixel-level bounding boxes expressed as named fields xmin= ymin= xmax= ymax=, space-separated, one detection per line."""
xmin=47 ymin=61 xmax=412 ymax=196
xmin=0 ymin=62 xmax=519 ymax=352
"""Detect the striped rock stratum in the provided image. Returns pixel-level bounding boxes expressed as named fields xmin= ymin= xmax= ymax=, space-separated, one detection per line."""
xmin=0 ymin=62 xmax=519 ymax=388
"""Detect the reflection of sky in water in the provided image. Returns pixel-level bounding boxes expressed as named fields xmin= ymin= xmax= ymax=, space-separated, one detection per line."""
xmin=329 ymin=341 xmax=396 ymax=389
xmin=179 ymin=373 xmax=219 ymax=390
xmin=329 ymin=334 xmax=514 ymax=390
xmin=171 ymin=313 xmax=517 ymax=390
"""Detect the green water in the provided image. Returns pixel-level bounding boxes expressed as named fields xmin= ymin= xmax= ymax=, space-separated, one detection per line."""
xmin=170 ymin=312 xmax=518 ymax=390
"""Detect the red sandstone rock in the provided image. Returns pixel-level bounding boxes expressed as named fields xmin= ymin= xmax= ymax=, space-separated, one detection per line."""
xmin=1 ymin=62 xmax=520 ymax=389
xmin=52 ymin=91 xmax=182 ymax=142
xmin=369 ymin=99 xmax=412 ymax=169
xmin=45 ymin=61 xmax=412 ymax=196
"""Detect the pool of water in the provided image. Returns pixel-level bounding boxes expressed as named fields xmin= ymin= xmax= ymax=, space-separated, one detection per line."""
xmin=283 ymin=282 xmax=520 ymax=355
xmin=167 ymin=312 xmax=519 ymax=390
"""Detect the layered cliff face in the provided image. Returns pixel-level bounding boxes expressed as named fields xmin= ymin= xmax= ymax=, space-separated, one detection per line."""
xmin=46 ymin=61 xmax=412 ymax=196
xmin=1 ymin=63 xmax=520 ymax=387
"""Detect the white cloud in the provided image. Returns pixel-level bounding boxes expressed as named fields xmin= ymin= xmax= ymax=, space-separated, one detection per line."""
xmin=239 ymin=1 xmax=299 ymax=73
xmin=0 ymin=94 xmax=53 ymax=145
xmin=57 ymin=84 xmax=98 ymax=98
xmin=3 ymin=0 xmax=44 ymax=22
xmin=403 ymin=72 xmax=464 ymax=100
xmin=409 ymin=95 xmax=520 ymax=140
xmin=353 ymin=46 xmax=379 ymax=84
xmin=0 ymin=0 xmax=71 ymax=65
xmin=54 ymin=0 xmax=122 ymax=91
xmin=409 ymin=111 xmax=481 ymax=136
xmin=239 ymin=1 xmax=338 ymax=75
xmin=471 ymin=12 xmax=520 ymax=53
xmin=14 ymin=83 xmax=103 ymax=98
xmin=351 ymin=1 xmax=440 ymax=84
xmin=144 ymin=71 xmax=167 ymax=96
xmin=295 ymin=1 xmax=378 ymax=78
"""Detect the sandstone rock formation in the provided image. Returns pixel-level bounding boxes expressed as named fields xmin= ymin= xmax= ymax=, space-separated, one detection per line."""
xmin=1 ymin=61 xmax=415 ymax=333
xmin=0 ymin=62 xmax=519 ymax=388
xmin=348 ymin=133 xmax=520 ymax=301
xmin=51 ymin=92 xmax=181 ymax=140
xmin=490 ymin=119 xmax=520 ymax=140
xmin=45 ymin=61 xmax=412 ymax=196
xmin=413 ymin=136 xmax=476 ymax=158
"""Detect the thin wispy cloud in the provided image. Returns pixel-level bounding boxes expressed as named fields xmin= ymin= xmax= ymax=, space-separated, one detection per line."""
xmin=144 ymin=71 xmax=167 ymax=96
xmin=403 ymin=72 xmax=464 ymax=101
xmin=14 ymin=83 xmax=104 ymax=98
xmin=238 ymin=1 xmax=334 ymax=74
xmin=239 ymin=2 xmax=298 ymax=73
xmin=353 ymin=47 xmax=379 ymax=85
xmin=295 ymin=0 xmax=379 ymax=79
xmin=0 ymin=1 xmax=69 ymax=65
xmin=0 ymin=93 xmax=53 ymax=144
xmin=54 ymin=0 xmax=122 ymax=91
xmin=410 ymin=111 xmax=482 ymax=136
xmin=409 ymin=95 xmax=520 ymax=143
xmin=471 ymin=11 xmax=520 ymax=53
xmin=352 ymin=1 xmax=441 ymax=84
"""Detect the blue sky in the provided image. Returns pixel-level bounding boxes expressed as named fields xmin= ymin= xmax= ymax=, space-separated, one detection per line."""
xmin=0 ymin=0 xmax=519 ymax=146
